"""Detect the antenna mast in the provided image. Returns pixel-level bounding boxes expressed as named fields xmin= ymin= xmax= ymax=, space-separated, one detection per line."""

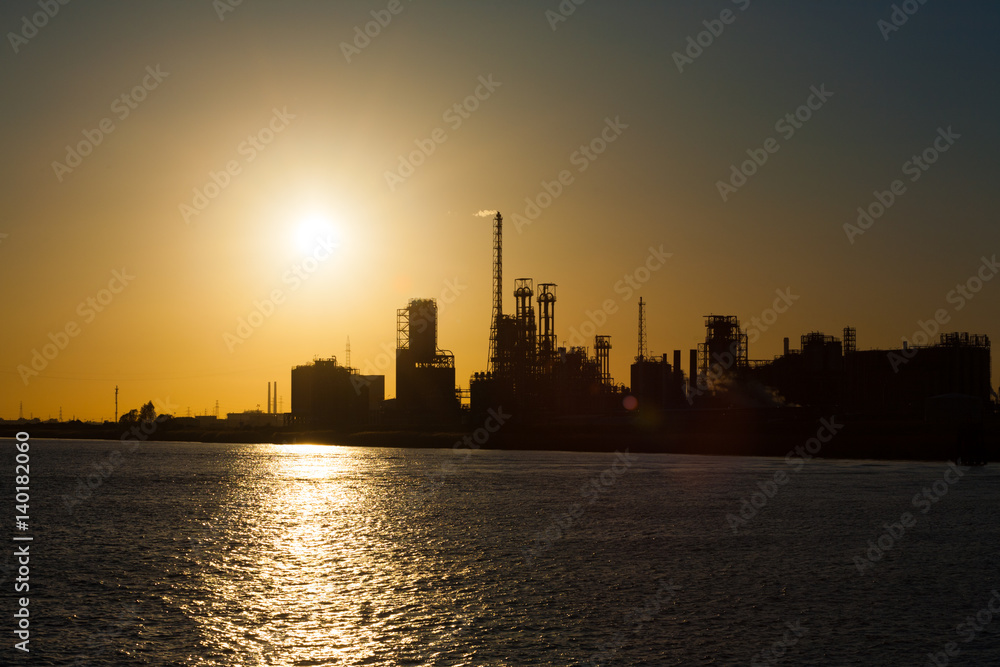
xmin=488 ymin=211 xmax=502 ymax=374
xmin=636 ymin=297 xmax=648 ymax=362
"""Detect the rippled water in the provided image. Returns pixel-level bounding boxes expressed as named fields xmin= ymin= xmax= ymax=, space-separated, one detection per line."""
xmin=3 ymin=439 xmax=1000 ymax=666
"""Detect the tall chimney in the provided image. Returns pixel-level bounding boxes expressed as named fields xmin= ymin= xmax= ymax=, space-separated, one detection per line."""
xmin=274 ymin=381 xmax=277 ymax=414
xmin=783 ymin=337 xmax=790 ymax=356
xmin=267 ymin=382 xmax=271 ymax=414
xmin=689 ymin=349 xmax=698 ymax=386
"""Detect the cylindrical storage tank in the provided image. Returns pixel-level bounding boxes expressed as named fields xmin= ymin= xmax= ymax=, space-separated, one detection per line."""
xmin=408 ymin=299 xmax=437 ymax=363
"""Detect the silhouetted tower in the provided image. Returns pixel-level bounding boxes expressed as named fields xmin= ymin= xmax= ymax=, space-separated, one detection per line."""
xmin=403 ymin=299 xmax=438 ymax=363
xmin=268 ymin=382 xmax=272 ymax=414
xmin=114 ymin=385 xmax=119 ymax=422
xmin=843 ymin=326 xmax=856 ymax=355
xmin=699 ymin=315 xmax=748 ymax=376
xmin=488 ymin=212 xmax=503 ymax=374
xmin=596 ymin=335 xmax=612 ymax=386
xmin=537 ymin=283 xmax=557 ymax=359
xmin=514 ymin=279 xmax=535 ymax=334
xmin=397 ymin=298 xmax=458 ymax=420
xmin=346 ymin=336 xmax=351 ymax=369
xmin=513 ymin=278 xmax=537 ymax=386
xmin=689 ymin=349 xmax=698 ymax=389
xmin=636 ymin=297 xmax=648 ymax=362
xmin=215 ymin=400 xmax=220 ymax=418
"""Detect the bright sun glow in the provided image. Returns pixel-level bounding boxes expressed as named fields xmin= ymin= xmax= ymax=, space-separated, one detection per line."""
xmin=294 ymin=213 xmax=339 ymax=254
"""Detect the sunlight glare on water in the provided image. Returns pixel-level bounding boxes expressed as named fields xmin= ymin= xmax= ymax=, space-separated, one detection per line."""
xmin=13 ymin=440 xmax=1000 ymax=666
xmin=193 ymin=445 xmax=384 ymax=665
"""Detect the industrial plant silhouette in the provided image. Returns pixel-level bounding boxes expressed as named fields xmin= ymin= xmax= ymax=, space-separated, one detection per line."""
xmin=281 ymin=212 xmax=993 ymax=462
xmin=9 ymin=212 xmax=992 ymax=462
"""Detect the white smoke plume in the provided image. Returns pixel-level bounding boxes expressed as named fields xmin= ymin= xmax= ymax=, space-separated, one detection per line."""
xmin=474 ymin=209 xmax=497 ymax=218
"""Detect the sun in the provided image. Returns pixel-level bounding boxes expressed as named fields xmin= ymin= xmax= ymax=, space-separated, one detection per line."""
xmin=293 ymin=212 xmax=339 ymax=254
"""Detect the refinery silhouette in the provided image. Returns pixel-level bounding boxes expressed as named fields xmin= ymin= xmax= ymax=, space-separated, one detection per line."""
xmin=5 ymin=212 xmax=995 ymax=462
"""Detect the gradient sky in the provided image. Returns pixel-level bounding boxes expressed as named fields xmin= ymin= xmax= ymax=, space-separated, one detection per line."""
xmin=2 ymin=0 xmax=998 ymax=421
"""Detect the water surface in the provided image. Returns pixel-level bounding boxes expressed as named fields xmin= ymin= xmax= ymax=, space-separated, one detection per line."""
xmin=4 ymin=439 xmax=999 ymax=665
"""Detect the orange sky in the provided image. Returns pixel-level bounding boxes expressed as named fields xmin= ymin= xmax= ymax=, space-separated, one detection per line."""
xmin=2 ymin=1 xmax=998 ymax=420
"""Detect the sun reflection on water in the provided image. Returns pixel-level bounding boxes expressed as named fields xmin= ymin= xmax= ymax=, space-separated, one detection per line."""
xmin=190 ymin=444 xmax=392 ymax=666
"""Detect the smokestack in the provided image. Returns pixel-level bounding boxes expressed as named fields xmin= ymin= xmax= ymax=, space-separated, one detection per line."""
xmin=783 ymin=337 xmax=790 ymax=356
xmin=689 ymin=349 xmax=698 ymax=386
xmin=274 ymin=381 xmax=277 ymax=414
xmin=267 ymin=382 xmax=271 ymax=414
xmin=673 ymin=350 xmax=681 ymax=376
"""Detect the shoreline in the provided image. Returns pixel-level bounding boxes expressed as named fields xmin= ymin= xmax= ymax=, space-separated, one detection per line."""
xmin=2 ymin=414 xmax=995 ymax=463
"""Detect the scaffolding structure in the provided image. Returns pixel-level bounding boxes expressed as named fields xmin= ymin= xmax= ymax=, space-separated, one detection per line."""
xmin=513 ymin=278 xmax=537 ymax=392
xmin=699 ymin=315 xmax=748 ymax=377
xmin=939 ymin=332 xmax=990 ymax=348
xmin=469 ymin=213 xmax=619 ymax=418
xmin=596 ymin=335 xmax=612 ymax=386
xmin=636 ymin=297 xmax=648 ymax=362
xmin=843 ymin=326 xmax=856 ymax=355
xmin=398 ymin=299 xmax=453 ymax=368
xmin=397 ymin=298 xmax=457 ymax=420
xmin=537 ymin=283 xmax=557 ymax=361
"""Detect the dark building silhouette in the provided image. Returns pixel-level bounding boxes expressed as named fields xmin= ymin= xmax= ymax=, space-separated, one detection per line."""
xmin=631 ymin=354 xmax=682 ymax=412
xmin=627 ymin=309 xmax=992 ymax=419
xmin=396 ymin=298 xmax=460 ymax=423
xmin=629 ymin=299 xmax=684 ymax=414
xmin=470 ymin=213 xmax=624 ymax=420
xmin=291 ymin=357 xmax=374 ymax=429
xmin=699 ymin=315 xmax=748 ymax=378
xmin=843 ymin=332 xmax=991 ymax=415
xmin=747 ymin=330 xmax=991 ymax=416
xmin=283 ymin=211 xmax=994 ymax=439
xmin=360 ymin=375 xmax=385 ymax=412
xmin=752 ymin=332 xmax=844 ymax=408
